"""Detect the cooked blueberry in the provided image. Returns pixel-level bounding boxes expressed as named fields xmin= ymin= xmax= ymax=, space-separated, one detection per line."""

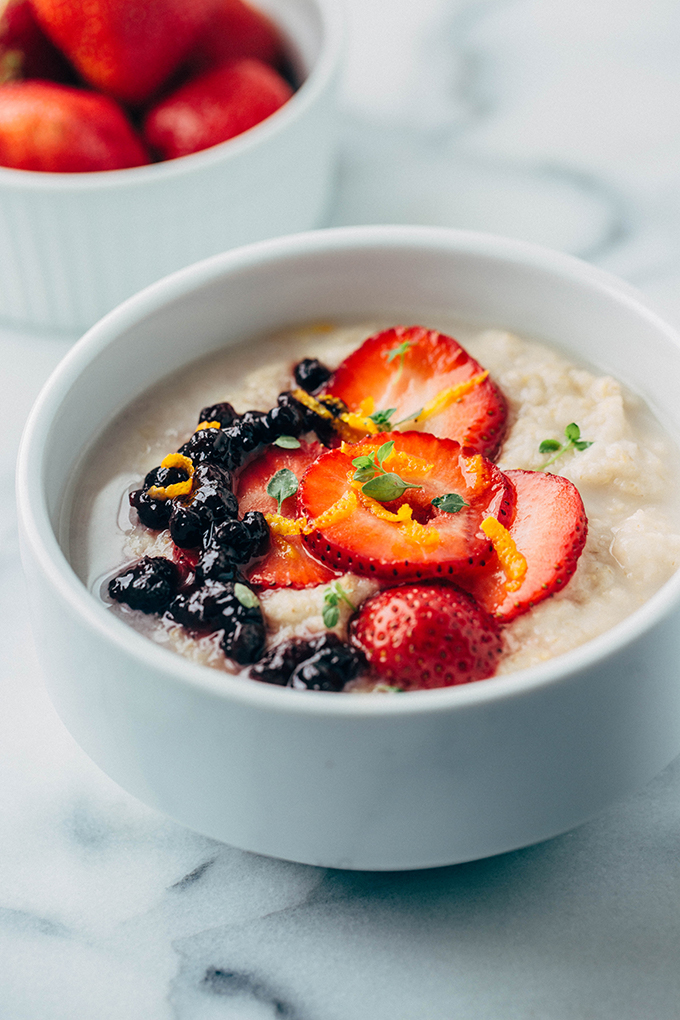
xmin=241 ymin=510 xmax=270 ymax=558
xmin=241 ymin=410 xmax=275 ymax=446
xmin=250 ymin=639 xmax=309 ymax=685
xmin=212 ymin=426 xmax=247 ymax=470
xmin=108 ymin=556 xmax=179 ymax=614
xmin=223 ymin=619 xmax=266 ymax=665
xmin=250 ymin=633 xmax=346 ymax=686
xmin=129 ymin=488 xmax=172 ymax=530
xmin=143 ymin=464 xmax=189 ymax=489
xmin=289 ymin=641 xmax=365 ymax=692
xmin=168 ymin=504 xmax=204 ymax=548
xmin=179 ymin=428 xmax=223 ymax=465
xmin=210 ymin=519 xmax=255 ymax=562
xmin=195 ymin=544 xmax=240 ymax=584
xmin=198 ymin=402 xmax=239 ymax=428
xmin=294 ymin=358 xmax=332 ymax=394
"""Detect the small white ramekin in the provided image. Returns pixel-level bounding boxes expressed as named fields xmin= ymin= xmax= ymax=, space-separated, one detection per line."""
xmin=0 ymin=0 xmax=343 ymax=333
xmin=16 ymin=225 xmax=680 ymax=870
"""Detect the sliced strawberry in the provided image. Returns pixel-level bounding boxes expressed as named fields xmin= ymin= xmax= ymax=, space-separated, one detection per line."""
xmin=142 ymin=57 xmax=293 ymax=161
xmin=349 ymin=581 xmax=502 ymax=690
xmin=324 ymin=325 xmax=507 ymax=460
xmin=298 ymin=431 xmax=515 ymax=583
xmin=463 ymin=469 xmax=588 ymax=621
xmin=235 ymin=440 xmax=340 ymax=590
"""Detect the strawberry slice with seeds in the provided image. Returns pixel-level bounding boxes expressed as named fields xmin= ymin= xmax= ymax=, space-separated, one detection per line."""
xmin=235 ymin=440 xmax=340 ymax=590
xmin=324 ymin=325 xmax=507 ymax=459
xmin=463 ymin=469 xmax=588 ymax=621
xmin=349 ymin=581 xmax=502 ymax=690
xmin=298 ymin=431 xmax=515 ymax=583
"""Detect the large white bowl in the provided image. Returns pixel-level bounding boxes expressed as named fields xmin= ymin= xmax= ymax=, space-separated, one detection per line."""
xmin=16 ymin=225 xmax=680 ymax=870
xmin=0 ymin=0 xmax=343 ymax=333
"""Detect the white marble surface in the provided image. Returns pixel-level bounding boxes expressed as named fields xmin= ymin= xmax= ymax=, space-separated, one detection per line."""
xmin=4 ymin=1 xmax=680 ymax=1016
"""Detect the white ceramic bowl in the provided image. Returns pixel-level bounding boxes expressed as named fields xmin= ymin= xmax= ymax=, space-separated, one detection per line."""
xmin=0 ymin=0 xmax=343 ymax=333
xmin=16 ymin=225 xmax=680 ymax=870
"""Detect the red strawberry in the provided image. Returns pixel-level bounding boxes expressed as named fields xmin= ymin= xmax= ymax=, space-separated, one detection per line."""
xmin=235 ymin=440 xmax=340 ymax=590
xmin=349 ymin=582 xmax=502 ymax=690
xmin=186 ymin=0 xmax=286 ymax=76
xmin=0 ymin=0 xmax=76 ymax=83
xmin=298 ymin=431 xmax=515 ymax=583
xmin=30 ymin=0 xmax=214 ymax=106
xmin=142 ymin=57 xmax=293 ymax=160
xmin=463 ymin=469 xmax=588 ymax=621
xmin=0 ymin=80 xmax=150 ymax=170
xmin=324 ymin=325 xmax=508 ymax=460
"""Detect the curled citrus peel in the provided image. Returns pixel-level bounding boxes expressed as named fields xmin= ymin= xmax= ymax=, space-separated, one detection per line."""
xmin=146 ymin=453 xmax=194 ymax=500
xmin=481 ymin=516 xmax=527 ymax=592
xmin=195 ymin=419 xmax=221 ymax=431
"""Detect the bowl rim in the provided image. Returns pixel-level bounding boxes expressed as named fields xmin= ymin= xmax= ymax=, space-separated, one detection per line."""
xmin=16 ymin=224 xmax=680 ymax=717
xmin=0 ymin=0 xmax=344 ymax=192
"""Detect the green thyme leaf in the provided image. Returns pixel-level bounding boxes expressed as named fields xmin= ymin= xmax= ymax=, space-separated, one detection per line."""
xmin=273 ymin=435 xmax=301 ymax=449
xmin=431 ymin=492 xmax=470 ymax=513
xmin=386 ymin=339 xmax=413 ymax=364
xmin=323 ymin=602 xmax=340 ymax=627
xmin=376 ymin=440 xmax=395 ymax=466
xmin=539 ymin=422 xmax=594 ymax=470
xmin=393 ymin=407 xmax=422 ymax=427
xmin=362 ymin=472 xmax=421 ymax=502
xmin=369 ymin=407 xmax=397 ymax=430
xmin=233 ymin=583 xmax=260 ymax=609
xmin=538 ymin=439 xmax=562 ymax=454
xmin=322 ymin=581 xmax=355 ymax=627
xmin=352 ymin=452 xmax=378 ymax=482
xmin=266 ymin=468 xmax=299 ymax=512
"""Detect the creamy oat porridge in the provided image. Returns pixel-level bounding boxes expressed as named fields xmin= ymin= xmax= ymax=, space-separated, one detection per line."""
xmin=66 ymin=319 xmax=680 ymax=691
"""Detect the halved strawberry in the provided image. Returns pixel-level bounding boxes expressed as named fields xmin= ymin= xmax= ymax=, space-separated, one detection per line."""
xmin=298 ymin=431 xmax=515 ymax=583
xmin=349 ymin=581 xmax=502 ymax=690
xmin=324 ymin=325 xmax=507 ymax=459
xmin=235 ymin=440 xmax=340 ymax=590
xmin=463 ymin=469 xmax=588 ymax=621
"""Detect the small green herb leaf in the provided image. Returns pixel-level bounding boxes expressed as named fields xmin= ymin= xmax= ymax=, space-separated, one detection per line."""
xmin=273 ymin=435 xmax=301 ymax=449
xmin=431 ymin=492 xmax=470 ymax=514
xmin=376 ymin=440 xmax=395 ymax=466
xmin=538 ymin=439 xmax=562 ymax=454
xmin=322 ymin=581 xmax=355 ymax=627
xmin=352 ymin=452 xmax=378 ymax=482
xmin=374 ymin=684 xmax=405 ymax=693
xmin=362 ymin=472 xmax=421 ymax=502
xmin=539 ymin=422 xmax=594 ymax=470
xmin=369 ymin=407 xmax=397 ymax=430
xmin=386 ymin=339 xmax=413 ymax=364
xmin=233 ymin=583 xmax=260 ymax=609
xmin=266 ymin=468 xmax=299 ymax=512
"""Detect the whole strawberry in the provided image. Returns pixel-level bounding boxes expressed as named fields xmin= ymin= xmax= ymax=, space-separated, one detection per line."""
xmin=0 ymin=80 xmax=150 ymax=171
xmin=30 ymin=0 xmax=215 ymax=105
xmin=349 ymin=582 xmax=502 ymax=690
xmin=186 ymin=0 xmax=286 ymax=76
xmin=142 ymin=57 xmax=293 ymax=160
xmin=0 ymin=0 xmax=76 ymax=83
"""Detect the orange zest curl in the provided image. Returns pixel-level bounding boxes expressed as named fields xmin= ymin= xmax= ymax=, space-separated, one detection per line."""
xmin=481 ymin=516 xmax=527 ymax=592
xmin=146 ymin=453 xmax=194 ymax=501
xmin=195 ymin=420 xmax=222 ymax=431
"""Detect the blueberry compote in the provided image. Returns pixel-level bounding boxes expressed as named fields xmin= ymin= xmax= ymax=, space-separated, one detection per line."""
xmin=107 ymin=363 xmax=363 ymax=687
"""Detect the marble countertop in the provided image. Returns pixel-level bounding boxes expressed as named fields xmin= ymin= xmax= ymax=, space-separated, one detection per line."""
xmin=3 ymin=0 xmax=680 ymax=1016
